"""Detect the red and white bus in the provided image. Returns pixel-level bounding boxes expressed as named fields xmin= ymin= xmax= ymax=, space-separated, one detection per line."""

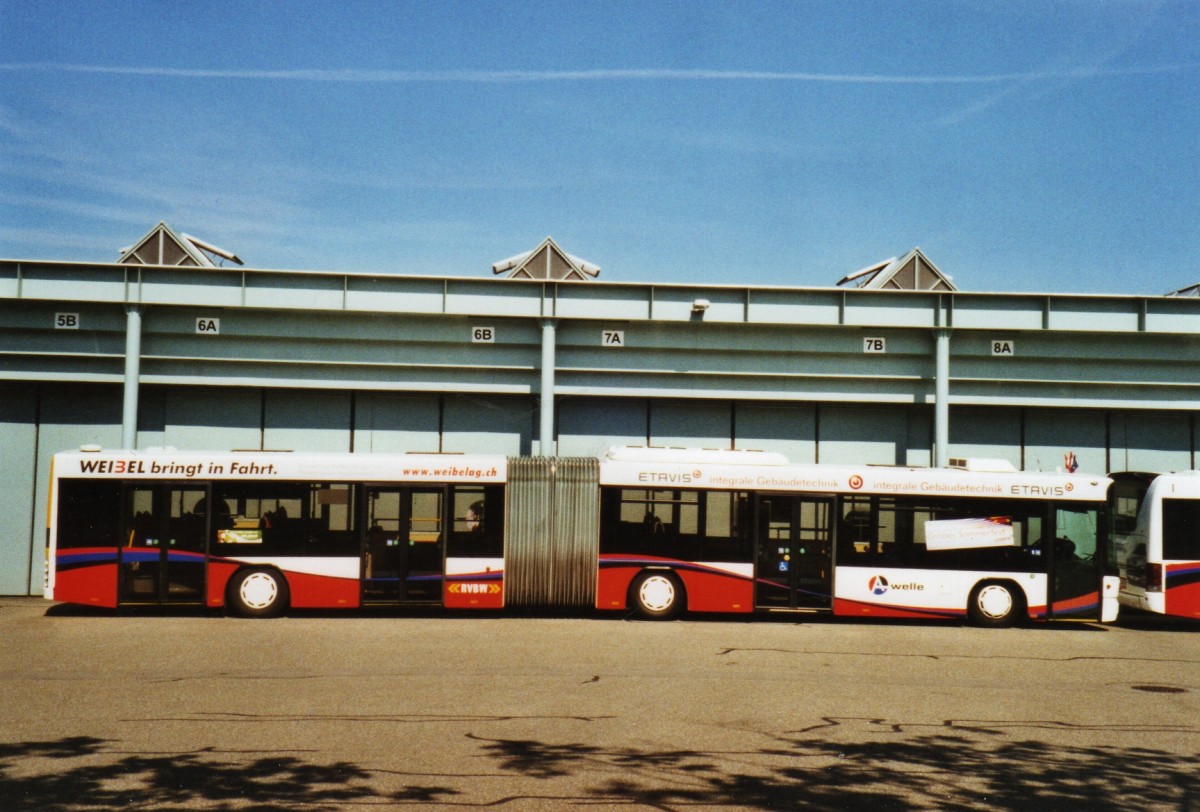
xmin=46 ymin=445 xmax=1118 ymax=625
xmin=1111 ymin=471 xmax=1200 ymax=620
xmin=598 ymin=447 xmax=1118 ymax=626
xmin=47 ymin=449 xmax=506 ymax=616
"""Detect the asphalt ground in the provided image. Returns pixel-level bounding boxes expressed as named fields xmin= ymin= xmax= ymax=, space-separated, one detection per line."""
xmin=0 ymin=598 xmax=1197 ymax=811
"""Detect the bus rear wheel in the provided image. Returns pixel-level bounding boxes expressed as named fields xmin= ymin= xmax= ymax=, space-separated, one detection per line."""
xmin=968 ymin=581 xmax=1022 ymax=628
xmin=228 ymin=568 xmax=289 ymax=618
xmin=631 ymin=571 xmax=685 ymax=620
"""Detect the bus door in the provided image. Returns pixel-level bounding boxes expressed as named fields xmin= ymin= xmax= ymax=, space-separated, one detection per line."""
xmin=362 ymin=487 xmax=446 ymax=604
xmin=118 ymin=483 xmax=208 ymax=605
xmin=755 ymin=494 xmax=833 ymax=609
xmin=1047 ymin=504 xmax=1106 ymax=620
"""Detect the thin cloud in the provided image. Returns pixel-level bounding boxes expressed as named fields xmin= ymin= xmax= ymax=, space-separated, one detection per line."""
xmin=0 ymin=62 xmax=1195 ymax=84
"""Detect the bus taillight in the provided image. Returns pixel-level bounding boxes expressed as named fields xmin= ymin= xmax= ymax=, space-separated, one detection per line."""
xmin=1145 ymin=563 xmax=1164 ymax=593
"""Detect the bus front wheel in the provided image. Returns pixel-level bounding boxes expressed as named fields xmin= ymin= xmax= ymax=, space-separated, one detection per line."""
xmin=968 ymin=581 xmax=1023 ymax=628
xmin=631 ymin=571 xmax=685 ymax=620
xmin=228 ymin=568 xmax=289 ymax=618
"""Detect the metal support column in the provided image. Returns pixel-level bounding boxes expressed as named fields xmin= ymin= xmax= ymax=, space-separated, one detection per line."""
xmin=934 ymin=328 xmax=951 ymax=468
xmin=539 ymin=319 xmax=557 ymax=456
xmin=121 ymin=306 xmax=142 ymax=450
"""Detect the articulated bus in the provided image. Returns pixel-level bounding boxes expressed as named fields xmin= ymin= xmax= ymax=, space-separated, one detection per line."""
xmin=1111 ymin=471 xmax=1200 ymax=620
xmin=48 ymin=450 xmax=508 ymax=616
xmin=46 ymin=446 xmax=1118 ymax=625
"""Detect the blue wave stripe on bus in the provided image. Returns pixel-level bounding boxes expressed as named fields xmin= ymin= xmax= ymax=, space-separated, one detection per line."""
xmin=123 ymin=551 xmax=161 ymax=563
xmin=59 ymin=549 xmax=207 ymax=562
xmin=598 ymin=556 xmax=754 ymax=581
xmin=1031 ymin=597 xmax=1101 ymax=619
xmin=1052 ymin=603 xmax=1100 ymax=616
xmin=58 ymin=551 xmax=118 ymax=566
xmin=120 ymin=550 xmax=206 ymax=564
xmin=1165 ymin=567 xmax=1200 ymax=589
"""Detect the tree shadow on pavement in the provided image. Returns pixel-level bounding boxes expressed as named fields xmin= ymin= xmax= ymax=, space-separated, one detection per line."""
xmin=469 ymin=725 xmax=1200 ymax=811
xmin=0 ymin=736 xmax=376 ymax=812
xmin=1 ymin=724 xmax=1197 ymax=810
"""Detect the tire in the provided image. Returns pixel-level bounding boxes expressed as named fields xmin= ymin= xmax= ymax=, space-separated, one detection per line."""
xmin=228 ymin=568 xmax=289 ymax=618
xmin=630 ymin=571 xmax=685 ymax=620
xmin=968 ymin=581 xmax=1023 ymax=628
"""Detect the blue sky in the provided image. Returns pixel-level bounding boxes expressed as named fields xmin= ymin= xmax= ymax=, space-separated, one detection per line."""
xmin=1 ymin=1 xmax=1197 ymax=294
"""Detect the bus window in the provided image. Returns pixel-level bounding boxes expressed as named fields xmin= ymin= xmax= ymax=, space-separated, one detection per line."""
xmin=876 ymin=500 xmax=898 ymax=563
xmin=1112 ymin=482 xmax=1148 ymax=534
xmin=838 ymin=497 xmax=874 ymax=558
xmin=600 ymin=489 xmax=743 ymax=561
xmin=1161 ymin=499 xmax=1200 ymax=561
xmin=448 ymin=485 xmax=504 ymax=558
xmin=408 ymin=491 xmax=443 ymax=545
xmin=701 ymin=491 xmax=752 ymax=560
xmin=836 ymin=497 xmax=899 ymax=562
xmin=212 ymin=482 xmax=358 ymax=555
xmin=56 ymin=480 xmax=122 ymax=550
xmin=616 ymin=489 xmax=687 ymax=534
xmin=1053 ymin=505 xmax=1105 ymax=607
xmin=839 ymin=495 xmax=1051 ymax=570
xmin=1056 ymin=507 xmax=1100 ymax=564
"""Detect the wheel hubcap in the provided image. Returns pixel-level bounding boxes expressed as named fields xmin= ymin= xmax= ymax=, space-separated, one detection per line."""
xmin=977 ymin=585 xmax=1013 ymax=619
xmin=240 ymin=573 xmax=278 ymax=609
xmin=639 ymin=576 xmax=675 ymax=612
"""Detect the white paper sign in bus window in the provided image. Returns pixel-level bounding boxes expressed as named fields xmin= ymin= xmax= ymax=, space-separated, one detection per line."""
xmin=217 ymin=528 xmax=262 ymax=544
xmin=924 ymin=517 xmax=1015 ymax=550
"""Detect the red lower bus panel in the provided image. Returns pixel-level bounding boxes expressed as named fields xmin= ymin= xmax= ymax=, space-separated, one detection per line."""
xmin=1054 ymin=591 xmax=1100 ymax=618
xmin=54 ymin=561 xmax=119 ymax=609
xmin=444 ymin=578 xmax=504 ymax=609
xmin=597 ymin=564 xmax=636 ymax=610
xmin=596 ymin=558 xmax=753 ymax=613
xmin=1165 ymin=566 xmax=1200 ymax=618
xmin=286 ymin=571 xmax=361 ymax=609
xmin=676 ymin=569 xmax=753 ymax=613
xmin=206 ymin=561 xmax=238 ymax=607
